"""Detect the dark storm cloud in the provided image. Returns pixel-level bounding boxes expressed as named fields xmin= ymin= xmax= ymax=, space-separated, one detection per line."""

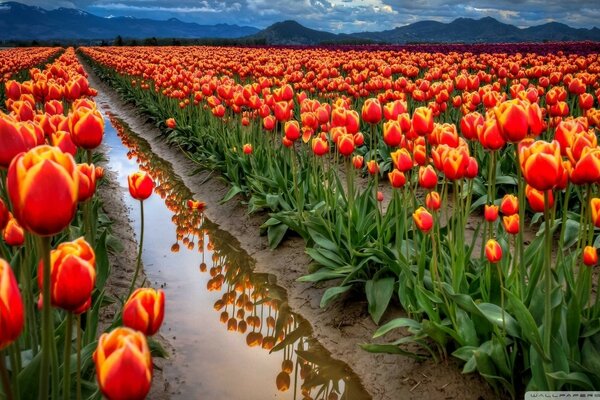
xmin=9 ymin=0 xmax=600 ymax=31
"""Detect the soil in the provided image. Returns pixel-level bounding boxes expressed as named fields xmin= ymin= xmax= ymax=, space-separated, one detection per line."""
xmin=83 ymin=58 xmax=498 ymax=400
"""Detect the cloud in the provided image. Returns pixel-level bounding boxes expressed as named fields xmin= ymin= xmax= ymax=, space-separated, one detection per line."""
xmin=5 ymin=0 xmax=599 ymax=30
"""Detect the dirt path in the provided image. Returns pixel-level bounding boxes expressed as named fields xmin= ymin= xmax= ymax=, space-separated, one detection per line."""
xmin=84 ymin=59 xmax=498 ymax=400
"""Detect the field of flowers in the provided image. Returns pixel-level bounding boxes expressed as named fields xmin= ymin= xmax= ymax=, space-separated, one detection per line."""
xmin=1 ymin=48 xmax=166 ymax=400
xmin=79 ymin=42 xmax=600 ymax=398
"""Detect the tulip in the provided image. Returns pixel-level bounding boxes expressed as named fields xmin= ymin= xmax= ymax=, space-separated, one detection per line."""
xmin=376 ymin=191 xmax=384 ymax=202
xmin=425 ymin=191 xmax=441 ymax=211
xmin=494 ymin=100 xmax=528 ymax=143
xmin=123 ymin=288 xmax=165 ymax=336
xmin=3 ymin=216 xmax=24 ymax=246
xmin=583 ymin=246 xmax=598 ymax=266
xmin=165 ymin=118 xmax=176 ymax=129
xmin=77 ymin=163 xmax=96 ymax=202
xmin=52 ymin=130 xmax=78 ymax=157
xmin=7 ymin=145 xmax=79 ymax=236
xmin=4 ymin=80 xmax=21 ymax=101
xmin=336 ymin=135 xmax=354 ymax=156
xmin=94 ymin=327 xmax=153 ymax=400
xmin=263 ymin=115 xmax=276 ymax=131
xmin=413 ymin=207 xmax=433 ymax=233
xmin=361 ymin=98 xmax=382 ymax=124
xmin=500 ymin=194 xmax=518 ymax=216
xmin=412 ymin=107 xmax=434 ymax=136
xmin=460 ymin=112 xmax=484 ymax=140
xmin=311 ymin=137 xmax=328 ymax=156
xmin=187 ymin=199 xmax=206 ymax=211
xmin=503 ymin=214 xmax=520 ymax=235
xmin=0 ymin=258 xmax=24 ymax=350
xmin=352 ymin=155 xmax=364 ymax=169
xmin=418 ymin=165 xmax=437 ymax=189
xmin=478 ymin=118 xmax=506 ymax=151
xmin=38 ymin=237 xmax=96 ymax=313
xmin=590 ymin=198 xmax=600 ymax=228
xmin=519 ymin=139 xmax=565 ymax=191
xmin=366 ymin=160 xmax=379 ymax=175
xmin=0 ymin=115 xmax=36 ymax=168
xmin=442 ymin=147 xmax=469 ymax=180
xmin=525 ymin=185 xmax=553 ymax=213
xmin=485 ymin=239 xmax=502 ymax=263
xmin=383 ymin=120 xmax=402 ymax=147
xmin=284 ymin=120 xmax=300 ymax=141
xmin=0 ymin=199 xmax=8 ymax=231
xmin=345 ymin=110 xmax=360 ymax=134
xmin=484 ymin=204 xmax=499 ymax=222
xmin=569 ymin=147 xmax=600 ymax=185
xmin=391 ymin=148 xmax=412 ymax=172
xmin=128 ymin=171 xmax=154 ymax=201
xmin=70 ymin=107 xmax=104 ymax=150
xmin=388 ymin=169 xmax=406 ymax=188
xmin=465 ymin=156 xmax=478 ymax=179
xmin=242 ymin=143 xmax=253 ymax=155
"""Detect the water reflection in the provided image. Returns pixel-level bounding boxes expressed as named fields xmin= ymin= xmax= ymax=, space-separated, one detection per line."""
xmin=107 ymin=113 xmax=370 ymax=400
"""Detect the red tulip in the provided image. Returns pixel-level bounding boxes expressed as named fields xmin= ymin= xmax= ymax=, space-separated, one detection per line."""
xmin=242 ymin=143 xmax=253 ymax=154
xmin=388 ymin=169 xmax=406 ymax=188
xmin=94 ymin=327 xmax=152 ymax=400
xmin=413 ymin=207 xmax=433 ymax=233
xmin=70 ymin=107 xmax=104 ymax=150
xmin=123 ymin=288 xmax=165 ymax=336
xmin=418 ymin=165 xmax=437 ymax=189
xmin=425 ymin=191 xmax=441 ymax=211
xmin=361 ymin=98 xmax=382 ymax=124
xmin=0 ymin=258 xmax=24 ymax=350
xmin=128 ymin=171 xmax=154 ymax=201
xmin=3 ymin=216 xmax=24 ymax=246
xmin=485 ymin=239 xmax=502 ymax=263
xmin=484 ymin=204 xmax=499 ymax=222
xmin=583 ymin=246 xmax=598 ymax=266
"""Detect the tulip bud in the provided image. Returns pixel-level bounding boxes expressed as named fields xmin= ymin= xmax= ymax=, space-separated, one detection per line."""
xmin=590 ymin=198 xmax=600 ymax=228
xmin=366 ymin=160 xmax=379 ymax=175
xmin=484 ymin=204 xmax=499 ymax=222
xmin=388 ymin=169 xmax=406 ymax=188
xmin=128 ymin=171 xmax=154 ymax=201
xmin=485 ymin=239 xmax=503 ymax=263
xmin=583 ymin=246 xmax=598 ymax=266
xmin=165 ymin=118 xmax=176 ymax=129
xmin=77 ymin=163 xmax=96 ymax=202
xmin=376 ymin=191 xmax=384 ymax=202
xmin=425 ymin=191 xmax=441 ymax=211
xmin=352 ymin=155 xmax=364 ymax=169
xmin=123 ymin=288 xmax=165 ymax=336
xmin=0 ymin=258 xmax=24 ymax=350
xmin=94 ymin=327 xmax=153 ymax=400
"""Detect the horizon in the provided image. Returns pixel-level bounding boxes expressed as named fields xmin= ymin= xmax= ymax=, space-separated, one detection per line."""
xmin=2 ymin=0 xmax=599 ymax=33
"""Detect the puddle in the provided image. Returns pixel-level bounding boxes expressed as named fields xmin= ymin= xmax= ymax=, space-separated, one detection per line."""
xmin=101 ymin=111 xmax=371 ymax=400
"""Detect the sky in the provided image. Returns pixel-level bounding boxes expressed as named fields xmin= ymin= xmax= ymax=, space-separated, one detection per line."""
xmin=13 ymin=0 xmax=600 ymax=32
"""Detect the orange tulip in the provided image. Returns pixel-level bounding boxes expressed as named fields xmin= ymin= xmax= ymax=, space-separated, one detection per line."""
xmin=336 ymin=134 xmax=354 ymax=156
xmin=503 ymin=214 xmax=520 ymax=235
xmin=382 ymin=120 xmax=402 ymax=147
xmin=388 ymin=169 xmax=406 ymax=188
xmin=500 ymin=194 xmax=518 ymax=216
xmin=519 ymin=139 xmax=565 ymax=191
xmin=412 ymin=107 xmax=433 ymax=136
xmin=525 ymin=185 xmax=553 ymax=213
xmin=70 ymin=107 xmax=104 ymax=150
xmin=3 ymin=216 xmax=24 ymax=246
xmin=425 ymin=191 xmax=441 ymax=211
xmin=77 ymin=163 xmax=96 ymax=202
xmin=187 ymin=199 xmax=206 ymax=211
xmin=123 ymin=288 xmax=165 ymax=336
xmin=52 ymin=130 xmax=78 ymax=157
xmin=569 ymin=147 xmax=600 ymax=185
xmin=165 ymin=118 xmax=176 ymax=129
xmin=442 ymin=147 xmax=469 ymax=180
xmin=7 ymin=145 xmax=79 ymax=236
xmin=484 ymin=204 xmax=499 ymax=222
xmin=38 ymin=237 xmax=96 ymax=314
xmin=128 ymin=171 xmax=154 ymax=201
xmin=460 ymin=112 xmax=484 ymax=140
xmin=263 ymin=115 xmax=276 ymax=131
xmin=352 ymin=155 xmax=364 ymax=169
xmin=590 ymin=198 xmax=600 ymax=228
xmin=0 ymin=115 xmax=36 ymax=168
xmin=94 ymin=327 xmax=152 ymax=400
xmin=284 ymin=120 xmax=300 ymax=141
xmin=0 ymin=258 xmax=24 ymax=350
xmin=361 ymin=98 xmax=382 ymax=124
xmin=391 ymin=148 xmax=412 ymax=172
xmin=311 ymin=137 xmax=328 ymax=156
xmin=583 ymin=246 xmax=598 ymax=266
xmin=485 ymin=239 xmax=502 ymax=263
xmin=478 ymin=118 xmax=506 ymax=151
xmin=366 ymin=160 xmax=379 ymax=175
xmin=413 ymin=206 xmax=433 ymax=233
xmin=494 ymin=100 xmax=528 ymax=143
xmin=418 ymin=165 xmax=437 ymax=189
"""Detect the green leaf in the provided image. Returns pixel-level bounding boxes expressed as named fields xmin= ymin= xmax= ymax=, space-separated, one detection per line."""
xmin=359 ymin=343 xmax=425 ymax=360
xmin=505 ymin=289 xmax=549 ymax=362
xmin=373 ymin=318 xmax=422 ymax=338
xmin=267 ymin=223 xmax=288 ymax=249
xmin=220 ymin=185 xmax=243 ymax=203
xmin=365 ymin=277 xmax=395 ymax=325
xmin=320 ymin=285 xmax=352 ymax=308
xmin=148 ymin=337 xmax=169 ymax=358
xmin=547 ymin=371 xmax=595 ymax=390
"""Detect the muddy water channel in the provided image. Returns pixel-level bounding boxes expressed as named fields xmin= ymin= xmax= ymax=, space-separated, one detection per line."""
xmin=102 ymin=111 xmax=370 ymax=400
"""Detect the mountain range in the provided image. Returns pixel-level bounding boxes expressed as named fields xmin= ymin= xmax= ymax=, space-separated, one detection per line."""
xmin=1 ymin=1 xmax=599 ymax=44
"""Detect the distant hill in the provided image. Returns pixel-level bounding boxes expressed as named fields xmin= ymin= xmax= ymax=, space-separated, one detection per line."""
xmin=250 ymin=17 xmax=600 ymax=45
xmin=0 ymin=2 xmax=598 ymax=44
xmin=0 ymin=2 xmax=260 ymax=40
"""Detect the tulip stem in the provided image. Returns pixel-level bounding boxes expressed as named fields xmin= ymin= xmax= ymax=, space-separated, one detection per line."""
xmin=0 ymin=351 xmax=13 ymax=400
xmin=75 ymin=315 xmax=82 ymax=400
xmin=37 ymin=235 xmax=53 ymax=400
xmin=515 ymin=145 xmax=525 ymax=300
xmin=63 ymin=313 xmax=72 ymax=400
xmin=543 ymin=190 xmax=554 ymax=390
xmin=128 ymin=200 xmax=145 ymax=298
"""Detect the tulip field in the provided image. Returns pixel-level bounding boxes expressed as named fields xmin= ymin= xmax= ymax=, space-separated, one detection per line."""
xmin=1 ymin=41 xmax=600 ymax=400
xmin=77 ymin=42 xmax=600 ymax=398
